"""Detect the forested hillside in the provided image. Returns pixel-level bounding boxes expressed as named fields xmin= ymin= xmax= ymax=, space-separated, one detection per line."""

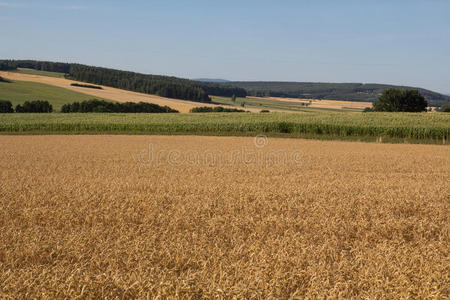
xmin=229 ymin=82 xmax=450 ymax=106
xmin=0 ymin=60 xmax=247 ymax=102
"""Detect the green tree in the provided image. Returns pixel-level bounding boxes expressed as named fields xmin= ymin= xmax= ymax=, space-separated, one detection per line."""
xmin=373 ymin=89 xmax=427 ymax=112
xmin=0 ymin=100 xmax=14 ymax=113
xmin=438 ymin=103 xmax=450 ymax=112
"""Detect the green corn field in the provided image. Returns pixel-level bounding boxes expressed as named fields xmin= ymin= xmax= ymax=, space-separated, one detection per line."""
xmin=0 ymin=112 xmax=448 ymax=144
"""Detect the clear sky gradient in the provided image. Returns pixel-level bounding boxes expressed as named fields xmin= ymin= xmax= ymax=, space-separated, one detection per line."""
xmin=1 ymin=0 xmax=449 ymax=94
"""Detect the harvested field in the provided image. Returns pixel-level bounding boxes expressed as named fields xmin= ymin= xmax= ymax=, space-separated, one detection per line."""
xmin=0 ymin=135 xmax=448 ymax=298
xmin=252 ymin=96 xmax=373 ymax=110
xmin=0 ymin=71 xmax=260 ymax=113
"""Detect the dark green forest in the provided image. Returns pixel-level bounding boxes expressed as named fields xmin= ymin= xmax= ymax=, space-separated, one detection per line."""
xmin=15 ymin=100 xmax=53 ymax=113
xmin=61 ymin=99 xmax=178 ymax=113
xmin=229 ymin=82 xmax=450 ymax=106
xmin=0 ymin=60 xmax=247 ymax=102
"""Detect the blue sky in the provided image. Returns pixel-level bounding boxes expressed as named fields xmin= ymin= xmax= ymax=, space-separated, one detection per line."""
xmin=1 ymin=0 xmax=449 ymax=94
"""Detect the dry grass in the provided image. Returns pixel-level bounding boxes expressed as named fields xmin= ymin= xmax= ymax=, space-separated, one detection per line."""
xmin=252 ymin=96 xmax=373 ymax=110
xmin=0 ymin=72 xmax=262 ymax=113
xmin=0 ymin=135 xmax=448 ymax=298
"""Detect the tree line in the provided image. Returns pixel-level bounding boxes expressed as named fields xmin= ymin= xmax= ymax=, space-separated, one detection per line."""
xmin=70 ymin=83 xmax=103 ymax=89
xmin=190 ymin=106 xmax=246 ymax=113
xmin=61 ymin=99 xmax=178 ymax=113
xmin=0 ymin=100 xmax=53 ymax=113
xmin=0 ymin=99 xmax=178 ymax=113
xmin=0 ymin=60 xmax=247 ymax=102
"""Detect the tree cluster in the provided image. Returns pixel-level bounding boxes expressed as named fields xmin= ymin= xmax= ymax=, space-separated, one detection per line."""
xmin=0 ymin=100 xmax=14 ymax=113
xmin=190 ymin=106 xmax=246 ymax=113
xmin=71 ymin=83 xmax=103 ymax=89
xmin=15 ymin=100 xmax=53 ymax=113
xmin=437 ymin=104 xmax=450 ymax=112
xmin=61 ymin=99 xmax=178 ymax=113
xmin=373 ymin=89 xmax=427 ymax=112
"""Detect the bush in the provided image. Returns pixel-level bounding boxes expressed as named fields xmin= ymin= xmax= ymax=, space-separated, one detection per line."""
xmin=190 ymin=106 xmax=246 ymax=113
xmin=71 ymin=83 xmax=103 ymax=89
xmin=373 ymin=89 xmax=427 ymax=112
xmin=61 ymin=99 xmax=178 ymax=113
xmin=363 ymin=107 xmax=373 ymax=113
xmin=260 ymin=110 xmax=270 ymax=113
xmin=438 ymin=104 xmax=450 ymax=112
xmin=15 ymin=100 xmax=53 ymax=113
xmin=0 ymin=100 xmax=14 ymax=113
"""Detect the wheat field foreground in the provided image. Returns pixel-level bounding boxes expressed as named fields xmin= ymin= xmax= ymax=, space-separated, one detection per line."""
xmin=0 ymin=136 xmax=448 ymax=298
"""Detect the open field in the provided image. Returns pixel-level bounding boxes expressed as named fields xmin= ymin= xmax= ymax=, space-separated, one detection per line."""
xmin=213 ymin=96 xmax=372 ymax=112
xmin=0 ymin=71 xmax=261 ymax=113
xmin=0 ymin=135 xmax=448 ymax=298
xmin=0 ymin=112 xmax=449 ymax=143
xmin=261 ymin=97 xmax=372 ymax=110
xmin=0 ymin=80 xmax=112 ymax=111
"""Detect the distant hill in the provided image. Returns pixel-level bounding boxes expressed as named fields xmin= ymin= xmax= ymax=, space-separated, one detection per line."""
xmin=0 ymin=60 xmax=247 ymax=102
xmin=194 ymin=78 xmax=230 ymax=83
xmin=228 ymin=82 xmax=450 ymax=106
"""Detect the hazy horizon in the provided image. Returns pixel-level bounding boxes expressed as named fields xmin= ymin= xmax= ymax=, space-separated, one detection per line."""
xmin=1 ymin=0 xmax=449 ymax=94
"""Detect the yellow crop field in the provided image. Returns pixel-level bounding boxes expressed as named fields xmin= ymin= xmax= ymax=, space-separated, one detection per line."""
xmin=0 ymin=135 xmax=448 ymax=298
xmin=252 ymin=96 xmax=373 ymax=110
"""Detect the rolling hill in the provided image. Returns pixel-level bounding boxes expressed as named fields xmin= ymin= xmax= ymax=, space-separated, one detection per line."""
xmin=0 ymin=79 xmax=112 ymax=110
xmin=228 ymin=82 xmax=450 ymax=106
xmin=2 ymin=59 xmax=448 ymax=107
xmin=0 ymin=60 xmax=247 ymax=102
xmin=0 ymin=71 xmax=263 ymax=113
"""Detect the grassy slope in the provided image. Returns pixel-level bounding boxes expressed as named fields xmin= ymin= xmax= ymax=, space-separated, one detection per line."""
xmin=0 ymin=112 xmax=448 ymax=143
xmin=11 ymin=68 xmax=66 ymax=78
xmin=0 ymin=80 xmax=111 ymax=111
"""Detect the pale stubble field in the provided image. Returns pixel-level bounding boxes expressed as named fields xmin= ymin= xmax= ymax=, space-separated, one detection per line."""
xmin=0 ymin=136 xmax=448 ymax=298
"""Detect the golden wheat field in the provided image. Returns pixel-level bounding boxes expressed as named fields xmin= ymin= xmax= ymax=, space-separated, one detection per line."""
xmin=0 ymin=135 xmax=449 ymax=298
